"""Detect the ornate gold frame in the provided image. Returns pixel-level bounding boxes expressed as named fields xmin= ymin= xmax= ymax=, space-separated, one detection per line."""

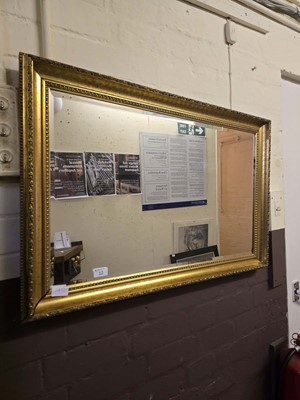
xmin=20 ymin=53 xmax=270 ymax=321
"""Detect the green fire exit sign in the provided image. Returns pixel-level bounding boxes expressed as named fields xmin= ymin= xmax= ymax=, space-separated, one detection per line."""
xmin=177 ymin=123 xmax=205 ymax=136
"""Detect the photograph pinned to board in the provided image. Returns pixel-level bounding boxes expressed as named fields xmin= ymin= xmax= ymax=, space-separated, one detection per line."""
xmin=114 ymin=154 xmax=141 ymax=195
xmin=52 ymin=152 xmax=87 ymax=199
xmin=173 ymin=220 xmax=214 ymax=253
xmin=50 ymin=151 xmax=56 ymax=198
xmin=84 ymin=152 xmax=115 ymax=196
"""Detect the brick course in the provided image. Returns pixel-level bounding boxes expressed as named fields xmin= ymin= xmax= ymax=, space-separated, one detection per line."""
xmin=0 ymin=1 xmax=290 ymax=398
xmin=0 ymin=262 xmax=287 ymax=400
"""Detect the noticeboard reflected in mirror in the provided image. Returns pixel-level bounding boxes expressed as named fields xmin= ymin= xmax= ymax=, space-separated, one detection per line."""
xmin=20 ymin=53 xmax=270 ymax=321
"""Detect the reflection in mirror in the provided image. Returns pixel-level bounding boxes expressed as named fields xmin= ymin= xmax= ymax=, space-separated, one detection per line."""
xmin=49 ymin=91 xmax=254 ymax=285
xmin=20 ymin=53 xmax=270 ymax=320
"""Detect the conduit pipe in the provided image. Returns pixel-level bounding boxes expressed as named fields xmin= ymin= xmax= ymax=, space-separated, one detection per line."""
xmin=0 ymin=63 xmax=6 ymax=85
xmin=0 ymin=19 xmax=6 ymax=84
xmin=288 ymin=0 xmax=300 ymax=7
xmin=39 ymin=0 xmax=52 ymax=58
xmin=234 ymin=0 xmax=300 ymax=33
xmin=185 ymin=0 xmax=300 ymax=34
xmin=254 ymin=0 xmax=300 ymax=21
xmin=184 ymin=0 xmax=269 ymax=33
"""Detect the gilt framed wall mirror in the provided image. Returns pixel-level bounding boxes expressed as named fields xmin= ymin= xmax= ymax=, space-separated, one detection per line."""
xmin=20 ymin=53 xmax=270 ymax=321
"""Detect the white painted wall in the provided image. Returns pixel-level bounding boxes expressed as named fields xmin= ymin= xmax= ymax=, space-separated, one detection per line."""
xmin=1 ymin=0 xmax=300 ymax=288
xmin=281 ymin=78 xmax=300 ymax=337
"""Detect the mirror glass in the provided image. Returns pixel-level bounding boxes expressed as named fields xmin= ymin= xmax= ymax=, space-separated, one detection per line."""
xmin=20 ymin=53 xmax=270 ymax=320
xmin=49 ymin=91 xmax=254 ymax=285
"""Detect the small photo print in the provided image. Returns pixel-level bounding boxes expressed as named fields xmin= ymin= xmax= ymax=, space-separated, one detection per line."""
xmin=50 ymin=151 xmax=56 ymax=198
xmin=84 ymin=152 xmax=115 ymax=196
xmin=52 ymin=152 xmax=87 ymax=199
xmin=114 ymin=153 xmax=141 ymax=195
xmin=174 ymin=222 xmax=209 ymax=253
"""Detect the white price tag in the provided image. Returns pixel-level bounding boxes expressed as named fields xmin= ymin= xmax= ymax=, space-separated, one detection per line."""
xmin=51 ymin=285 xmax=69 ymax=297
xmin=93 ymin=267 xmax=108 ymax=278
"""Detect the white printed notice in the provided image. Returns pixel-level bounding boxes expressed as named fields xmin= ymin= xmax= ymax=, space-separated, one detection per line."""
xmin=140 ymin=133 xmax=207 ymax=211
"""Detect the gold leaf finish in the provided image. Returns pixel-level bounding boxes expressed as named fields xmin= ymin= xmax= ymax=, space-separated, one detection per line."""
xmin=19 ymin=53 xmax=270 ymax=321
